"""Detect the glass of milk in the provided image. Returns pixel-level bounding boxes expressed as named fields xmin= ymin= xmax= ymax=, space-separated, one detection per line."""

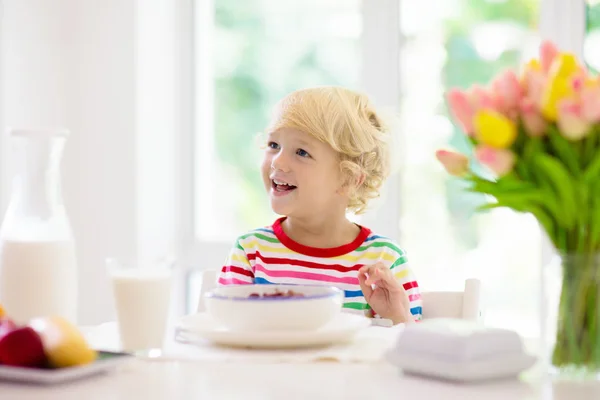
xmin=106 ymin=258 xmax=173 ymax=356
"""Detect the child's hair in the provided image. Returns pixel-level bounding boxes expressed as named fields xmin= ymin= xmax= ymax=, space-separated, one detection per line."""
xmin=266 ymin=86 xmax=390 ymax=214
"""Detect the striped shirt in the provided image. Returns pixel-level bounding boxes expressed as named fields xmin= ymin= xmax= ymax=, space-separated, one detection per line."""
xmin=218 ymin=218 xmax=423 ymax=321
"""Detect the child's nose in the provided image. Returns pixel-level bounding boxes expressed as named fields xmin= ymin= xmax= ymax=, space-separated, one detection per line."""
xmin=271 ymin=151 xmax=291 ymax=172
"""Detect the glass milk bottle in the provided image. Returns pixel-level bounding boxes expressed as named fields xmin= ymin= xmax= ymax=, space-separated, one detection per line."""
xmin=0 ymin=128 xmax=77 ymax=324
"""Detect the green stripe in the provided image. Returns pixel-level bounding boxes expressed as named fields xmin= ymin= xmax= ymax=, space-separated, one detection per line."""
xmin=240 ymin=232 xmax=279 ymax=243
xmin=343 ymin=302 xmax=371 ymax=311
xmin=390 ymin=256 xmax=408 ymax=270
xmin=235 ymin=240 xmax=243 ymax=251
xmin=356 ymin=241 xmax=405 ymax=258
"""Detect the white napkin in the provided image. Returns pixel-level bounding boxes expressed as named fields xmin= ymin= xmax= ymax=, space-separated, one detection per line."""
xmin=83 ymin=322 xmax=403 ymax=364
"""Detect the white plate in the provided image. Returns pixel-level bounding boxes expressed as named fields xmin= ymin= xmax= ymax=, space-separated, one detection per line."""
xmin=175 ymin=312 xmax=371 ymax=349
xmin=0 ymin=351 xmax=133 ymax=385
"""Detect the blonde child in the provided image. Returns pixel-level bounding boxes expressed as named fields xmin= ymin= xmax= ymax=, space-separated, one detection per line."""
xmin=218 ymin=87 xmax=422 ymax=324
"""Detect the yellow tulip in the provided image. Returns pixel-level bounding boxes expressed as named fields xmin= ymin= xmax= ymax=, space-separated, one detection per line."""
xmin=474 ymin=110 xmax=517 ymax=149
xmin=541 ymin=53 xmax=580 ymax=121
xmin=520 ymin=59 xmax=542 ymax=86
xmin=525 ymin=58 xmax=541 ymax=72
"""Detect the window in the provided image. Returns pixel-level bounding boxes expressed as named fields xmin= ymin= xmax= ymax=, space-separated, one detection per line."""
xmin=184 ymin=0 xmax=587 ymax=331
xmin=399 ymin=0 xmax=542 ymax=336
xmin=194 ymin=0 xmax=362 ymax=243
xmin=586 ymin=0 xmax=600 ymax=71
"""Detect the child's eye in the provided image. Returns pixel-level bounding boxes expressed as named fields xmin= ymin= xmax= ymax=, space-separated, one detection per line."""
xmin=296 ymin=149 xmax=311 ymax=158
xmin=267 ymin=141 xmax=280 ymax=150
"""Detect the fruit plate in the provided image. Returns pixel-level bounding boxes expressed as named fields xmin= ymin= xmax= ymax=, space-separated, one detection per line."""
xmin=0 ymin=350 xmax=134 ymax=385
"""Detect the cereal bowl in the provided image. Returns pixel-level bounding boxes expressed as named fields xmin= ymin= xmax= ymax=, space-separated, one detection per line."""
xmin=204 ymin=284 xmax=344 ymax=331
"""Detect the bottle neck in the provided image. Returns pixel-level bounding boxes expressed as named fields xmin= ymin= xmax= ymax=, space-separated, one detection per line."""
xmin=11 ymin=136 xmax=66 ymax=218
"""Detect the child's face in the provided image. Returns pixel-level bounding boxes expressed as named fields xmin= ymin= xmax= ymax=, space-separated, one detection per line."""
xmin=261 ymin=128 xmax=348 ymax=218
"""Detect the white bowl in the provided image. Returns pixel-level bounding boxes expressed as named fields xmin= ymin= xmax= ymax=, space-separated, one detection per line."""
xmin=204 ymin=284 xmax=344 ymax=332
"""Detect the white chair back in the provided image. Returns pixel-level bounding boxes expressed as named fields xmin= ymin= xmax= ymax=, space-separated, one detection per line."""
xmin=196 ymin=269 xmax=218 ymax=312
xmin=421 ymin=278 xmax=481 ymax=320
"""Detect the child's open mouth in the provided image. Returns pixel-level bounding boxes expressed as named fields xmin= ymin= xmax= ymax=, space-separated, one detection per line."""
xmin=272 ymin=179 xmax=297 ymax=193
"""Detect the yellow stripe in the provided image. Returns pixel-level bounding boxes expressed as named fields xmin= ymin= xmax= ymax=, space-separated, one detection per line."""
xmin=394 ymin=268 xmax=409 ymax=280
xmin=231 ymin=253 xmax=251 ymax=267
xmin=338 ymin=252 xmax=396 ymax=263
xmin=246 ymin=241 xmax=293 ymax=254
xmin=246 ymin=240 xmax=396 ymax=263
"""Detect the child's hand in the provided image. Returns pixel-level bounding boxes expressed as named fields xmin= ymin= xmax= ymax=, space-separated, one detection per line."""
xmin=358 ymin=263 xmax=414 ymax=325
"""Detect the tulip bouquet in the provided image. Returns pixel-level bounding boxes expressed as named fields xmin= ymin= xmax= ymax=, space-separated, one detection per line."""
xmin=437 ymin=40 xmax=600 ymax=373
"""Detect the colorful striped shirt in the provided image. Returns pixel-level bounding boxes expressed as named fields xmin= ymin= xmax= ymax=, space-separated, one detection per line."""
xmin=218 ymin=218 xmax=423 ymax=321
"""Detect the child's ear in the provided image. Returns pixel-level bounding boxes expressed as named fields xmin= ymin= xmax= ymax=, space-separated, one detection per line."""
xmin=338 ymin=173 xmax=365 ymax=196
xmin=355 ymin=173 xmax=366 ymax=188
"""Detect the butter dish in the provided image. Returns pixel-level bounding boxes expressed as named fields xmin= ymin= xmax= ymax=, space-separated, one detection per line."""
xmin=386 ymin=319 xmax=536 ymax=382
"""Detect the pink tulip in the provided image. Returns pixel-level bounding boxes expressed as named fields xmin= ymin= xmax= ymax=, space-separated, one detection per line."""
xmin=469 ymin=85 xmax=499 ymax=111
xmin=492 ymin=70 xmax=523 ymax=113
xmin=580 ymin=86 xmax=600 ymax=123
xmin=435 ymin=149 xmax=469 ymax=177
xmin=474 ymin=146 xmax=516 ymax=177
xmin=519 ymin=98 xmax=547 ymax=136
xmin=522 ymin=68 xmax=546 ymax=109
xmin=447 ymin=89 xmax=475 ymax=135
xmin=557 ymin=99 xmax=591 ymax=140
xmin=571 ymin=75 xmax=586 ymax=94
xmin=540 ymin=41 xmax=560 ymax=73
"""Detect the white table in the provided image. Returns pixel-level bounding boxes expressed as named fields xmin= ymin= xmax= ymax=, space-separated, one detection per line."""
xmin=0 ymin=324 xmax=598 ymax=399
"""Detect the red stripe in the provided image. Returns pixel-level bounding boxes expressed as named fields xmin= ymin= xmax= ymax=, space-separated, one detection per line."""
xmin=403 ymin=281 xmax=418 ymax=290
xmin=272 ymin=217 xmax=372 ymax=257
xmin=221 ymin=265 xmax=254 ymax=278
xmin=248 ymin=251 xmax=363 ymax=272
xmin=218 ymin=277 xmax=252 ymax=285
xmin=408 ymin=293 xmax=421 ymax=302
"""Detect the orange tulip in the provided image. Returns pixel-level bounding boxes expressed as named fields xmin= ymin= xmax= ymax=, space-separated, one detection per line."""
xmin=474 ymin=146 xmax=516 ymax=177
xmin=435 ymin=149 xmax=469 ymax=177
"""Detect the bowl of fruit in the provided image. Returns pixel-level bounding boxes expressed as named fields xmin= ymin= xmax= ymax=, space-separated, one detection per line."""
xmin=0 ymin=305 xmax=131 ymax=384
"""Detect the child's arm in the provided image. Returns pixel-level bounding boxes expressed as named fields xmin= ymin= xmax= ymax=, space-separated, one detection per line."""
xmin=217 ymin=238 xmax=254 ymax=285
xmin=390 ymin=254 xmax=422 ymax=322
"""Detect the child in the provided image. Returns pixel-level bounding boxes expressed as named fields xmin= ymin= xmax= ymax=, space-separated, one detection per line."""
xmin=218 ymin=87 xmax=422 ymax=324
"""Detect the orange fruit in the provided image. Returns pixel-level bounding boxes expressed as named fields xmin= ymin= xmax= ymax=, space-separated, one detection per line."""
xmin=0 ymin=304 xmax=5 ymax=318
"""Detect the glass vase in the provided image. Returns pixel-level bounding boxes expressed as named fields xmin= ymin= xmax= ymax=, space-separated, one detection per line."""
xmin=541 ymin=252 xmax=600 ymax=381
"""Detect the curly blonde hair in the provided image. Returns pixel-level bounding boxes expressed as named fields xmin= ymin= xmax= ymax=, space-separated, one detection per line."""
xmin=266 ymin=86 xmax=390 ymax=214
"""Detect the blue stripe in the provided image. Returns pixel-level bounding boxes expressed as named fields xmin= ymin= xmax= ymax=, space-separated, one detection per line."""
xmin=254 ymin=277 xmax=274 ymax=285
xmin=255 ymin=278 xmax=363 ymax=299
xmin=344 ymin=290 xmax=363 ymax=298
xmin=255 ymin=228 xmax=274 ymax=234
xmin=364 ymin=235 xmax=384 ymax=243
xmin=410 ymin=306 xmax=422 ymax=316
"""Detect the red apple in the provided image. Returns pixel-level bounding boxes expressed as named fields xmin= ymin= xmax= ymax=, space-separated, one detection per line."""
xmin=0 ymin=327 xmax=47 ymax=367
xmin=0 ymin=317 xmax=17 ymax=337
